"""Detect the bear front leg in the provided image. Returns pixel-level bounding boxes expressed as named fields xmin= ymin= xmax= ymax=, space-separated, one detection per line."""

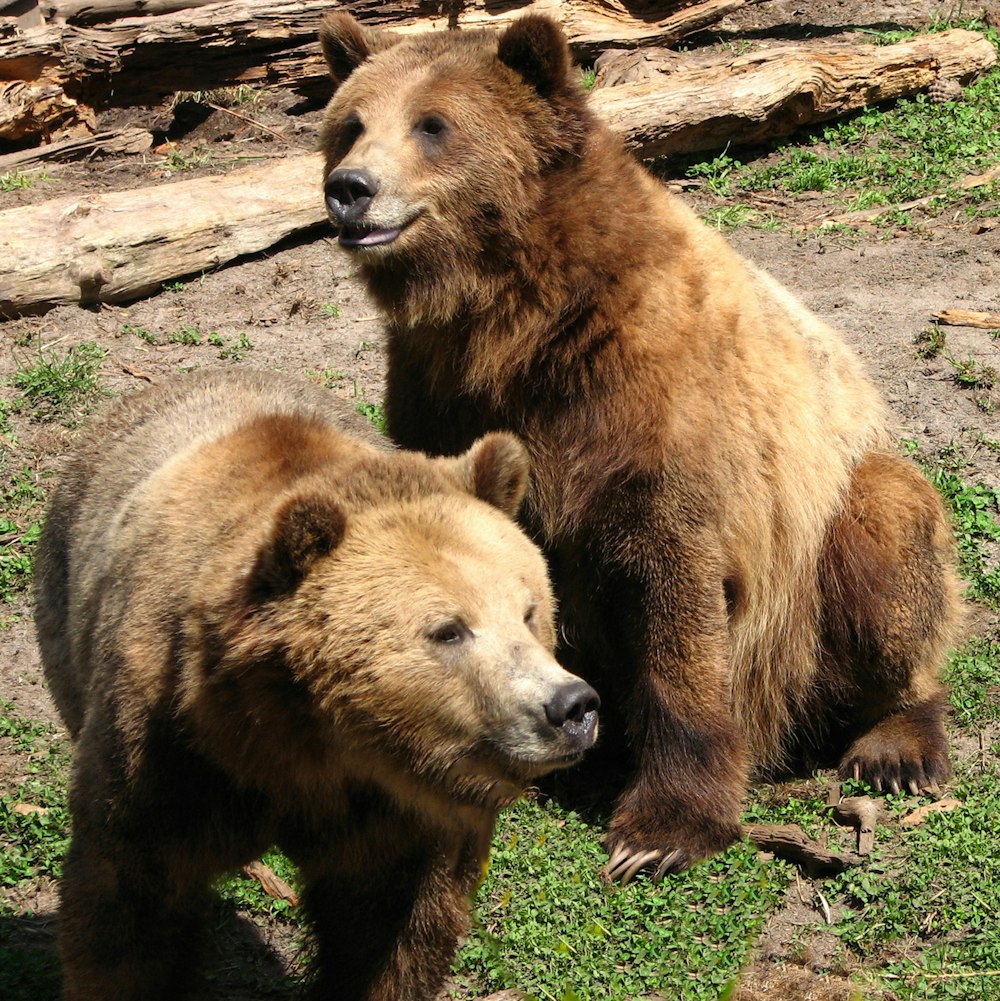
xmin=289 ymin=809 xmax=477 ymax=1001
xmin=59 ymin=827 xmax=211 ymax=1001
xmin=593 ymin=513 xmax=747 ymax=884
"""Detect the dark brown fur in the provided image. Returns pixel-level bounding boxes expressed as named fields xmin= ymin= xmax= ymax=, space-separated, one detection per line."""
xmin=35 ymin=368 xmax=598 ymax=999
xmin=318 ymin=14 xmax=962 ymax=882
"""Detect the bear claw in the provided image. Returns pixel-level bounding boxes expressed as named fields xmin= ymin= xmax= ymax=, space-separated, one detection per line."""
xmin=601 ymin=844 xmax=687 ymax=886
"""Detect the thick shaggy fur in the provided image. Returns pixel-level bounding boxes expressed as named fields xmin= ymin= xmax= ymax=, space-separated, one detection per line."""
xmin=318 ymin=15 xmax=962 ymax=882
xmin=35 ymin=369 xmax=598 ymax=1000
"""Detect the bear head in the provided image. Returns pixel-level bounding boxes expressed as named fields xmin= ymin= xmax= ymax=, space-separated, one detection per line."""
xmin=186 ymin=432 xmax=599 ymax=827
xmin=318 ymin=13 xmax=590 ymax=317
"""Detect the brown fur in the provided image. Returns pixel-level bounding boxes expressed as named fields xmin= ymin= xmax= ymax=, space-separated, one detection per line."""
xmin=318 ymin=14 xmax=963 ymax=880
xmin=35 ymin=368 xmax=599 ymax=1000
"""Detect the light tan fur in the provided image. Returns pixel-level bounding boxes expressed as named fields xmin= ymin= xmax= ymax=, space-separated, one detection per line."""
xmin=35 ymin=368 xmax=598 ymax=1000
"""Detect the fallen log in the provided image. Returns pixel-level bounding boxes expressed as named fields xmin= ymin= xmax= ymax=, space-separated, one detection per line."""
xmin=0 ymin=124 xmax=151 ymax=170
xmin=932 ymin=309 xmax=1000 ymax=330
xmin=0 ymin=151 xmax=327 ymax=317
xmin=745 ymin=823 xmax=864 ymax=877
xmin=0 ymin=0 xmax=759 ymax=141
xmin=2 ymin=29 xmax=997 ymax=316
xmin=40 ymin=0 xmax=221 ymax=25
xmin=590 ymin=29 xmax=998 ymax=159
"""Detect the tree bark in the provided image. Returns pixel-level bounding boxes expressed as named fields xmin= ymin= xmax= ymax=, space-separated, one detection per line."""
xmin=0 ymin=152 xmax=327 ymax=317
xmin=0 ymin=0 xmax=758 ymax=142
xmin=0 ymin=124 xmax=151 ymax=170
xmin=590 ymin=28 xmax=998 ymax=159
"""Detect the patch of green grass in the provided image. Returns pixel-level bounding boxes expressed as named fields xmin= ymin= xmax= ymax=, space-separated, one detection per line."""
xmin=684 ymin=24 xmax=1000 ymax=219
xmin=122 ymin=323 xmax=156 ymax=344
xmin=162 ymin=146 xmax=215 ymax=173
xmin=913 ymin=325 xmax=947 ymax=359
xmin=11 ymin=342 xmax=108 ymax=427
xmin=929 ymin=468 xmax=1000 ymax=607
xmin=318 ymin=302 xmax=341 ymax=320
xmin=456 ymin=798 xmax=786 ymax=1001
xmin=305 ymin=367 xmax=345 ymax=389
xmin=947 ymin=356 xmax=997 ymax=390
xmin=946 ymin=637 xmax=1000 ymax=727
xmin=832 ymin=757 xmax=1000 ymax=999
xmin=215 ymin=850 xmax=300 ymax=918
xmin=168 ymin=325 xmax=203 ymax=345
xmin=355 ymin=401 xmax=387 ymax=434
xmin=0 ymin=170 xmax=52 ymax=193
xmin=581 ymin=67 xmax=597 ymax=91
xmin=217 ymin=332 xmax=254 ymax=362
xmin=0 ymin=421 xmax=46 ymax=604
xmin=0 ymin=706 xmax=71 ymax=886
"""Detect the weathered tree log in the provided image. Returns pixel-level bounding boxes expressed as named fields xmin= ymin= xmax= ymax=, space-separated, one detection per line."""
xmin=2 ymin=28 xmax=997 ymax=316
xmin=0 ymin=124 xmax=151 ymax=170
xmin=0 ymin=78 xmax=86 ymax=141
xmin=0 ymin=0 xmax=758 ymax=142
xmin=40 ymin=0 xmax=221 ymax=25
xmin=932 ymin=309 xmax=1000 ymax=330
xmin=0 ymin=152 xmax=327 ymax=317
xmin=745 ymin=823 xmax=864 ymax=877
xmin=590 ymin=29 xmax=998 ymax=158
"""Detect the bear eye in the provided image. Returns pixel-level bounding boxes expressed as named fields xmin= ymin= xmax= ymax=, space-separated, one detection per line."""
xmin=524 ymin=604 xmax=537 ymax=628
xmin=414 ymin=114 xmax=448 ymax=139
xmin=342 ymin=114 xmax=364 ymax=146
xmin=430 ymin=621 xmax=467 ymax=645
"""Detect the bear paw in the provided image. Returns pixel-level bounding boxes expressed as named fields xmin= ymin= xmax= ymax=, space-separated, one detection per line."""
xmin=838 ymin=698 xmax=950 ymax=796
xmin=600 ymin=813 xmax=742 ymax=885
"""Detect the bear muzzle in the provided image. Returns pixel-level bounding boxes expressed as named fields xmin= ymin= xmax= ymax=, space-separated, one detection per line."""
xmin=544 ymin=678 xmax=600 ymax=753
xmin=325 ymin=167 xmax=411 ymax=249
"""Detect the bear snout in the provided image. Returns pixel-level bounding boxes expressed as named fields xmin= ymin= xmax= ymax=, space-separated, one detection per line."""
xmin=325 ymin=167 xmax=380 ymax=225
xmin=544 ymin=678 xmax=600 ymax=750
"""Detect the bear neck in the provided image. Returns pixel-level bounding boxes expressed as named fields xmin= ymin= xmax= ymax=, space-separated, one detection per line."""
xmin=366 ymin=127 xmax=675 ymax=409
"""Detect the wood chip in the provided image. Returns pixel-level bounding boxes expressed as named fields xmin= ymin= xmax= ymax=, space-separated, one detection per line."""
xmin=12 ymin=802 xmax=49 ymax=816
xmin=932 ymin=309 xmax=1000 ymax=330
xmin=243 ymin=859 xmax=299 ymax=906
xmin=900 ymin=798 xmax=964 ymax=828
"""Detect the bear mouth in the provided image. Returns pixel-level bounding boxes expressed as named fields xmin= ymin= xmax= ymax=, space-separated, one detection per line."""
xmin=339 ymin=222 xmax=406 ymax=249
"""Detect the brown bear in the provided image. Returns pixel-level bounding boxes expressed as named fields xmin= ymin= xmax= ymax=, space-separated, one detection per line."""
xmin=34 ymin=368 xmax=599 ymax=1001
xmin=318 ymin=13 xmax=963 ymax=886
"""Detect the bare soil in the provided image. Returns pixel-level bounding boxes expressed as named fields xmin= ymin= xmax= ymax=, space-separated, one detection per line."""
xmin=1 ymin=1 xmax=998 ymax=998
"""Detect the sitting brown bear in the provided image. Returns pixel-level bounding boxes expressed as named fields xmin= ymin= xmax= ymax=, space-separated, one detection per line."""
xmin=317 ymin=13 xmax=962 ymax=885
xmin=35 ymin=368 xmax=598 ymax=1001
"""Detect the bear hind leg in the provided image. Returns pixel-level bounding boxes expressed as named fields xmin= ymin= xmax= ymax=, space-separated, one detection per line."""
xmin=818 ymin=452 xmax=962 ymax=794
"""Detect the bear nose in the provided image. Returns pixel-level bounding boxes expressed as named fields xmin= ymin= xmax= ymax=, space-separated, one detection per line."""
xmin=544 ymin=679 xmax=600 ymax=728
xmin=325 ymin=168 xmax=379 ymax=224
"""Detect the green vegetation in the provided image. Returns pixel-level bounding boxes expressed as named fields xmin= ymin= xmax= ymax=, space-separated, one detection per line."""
xmin=217 ymin=332 xmax=254 ymax=362
xmin=11 ymin=342 xmax=108 ymax=427
xmin=0 ymin=170 xmax=53 ymax=193
xmin=122 ymin=323 xmax=156 ymax=344
xmin=162 ymin=146 xmax=215 ymax=173
xmin=306 ymin=367 xmax=345 ymax=388
xmin=683 ymin=22 xmax=1000 ymax=222
xmin=318 ymin=302 xmax=342 ymax=319
xmin=355 ymin=400 xmax=387 ymax=434
xmin=913 ymin=324 xmax=947 ymax=360
xmin=169 ymin=325 xmax=203 ymax=345
xmin=0 ymin=465 xmax=44 ymax=605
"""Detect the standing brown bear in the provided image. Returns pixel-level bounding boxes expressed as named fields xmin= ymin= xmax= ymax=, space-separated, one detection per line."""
xmin=318 ymin=13 xmax=962 ymax=885
xmin=35 ymin=368 xmax=598 ymax=1001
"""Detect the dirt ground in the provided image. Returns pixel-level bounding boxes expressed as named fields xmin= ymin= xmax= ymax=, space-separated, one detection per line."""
xmin=1 ymin=0 xmax=999 ymax=998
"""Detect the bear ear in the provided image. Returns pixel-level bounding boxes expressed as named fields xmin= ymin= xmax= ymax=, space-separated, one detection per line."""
xmin=319 ymin=12 xmax=394 ymax=86
xmin=458 ymin=433 xmax=531 ymax=516
xmin=252 ymin=493 xmax=346 ymax=597
xmin=497 ymin=14 xmax=574 ymax=98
